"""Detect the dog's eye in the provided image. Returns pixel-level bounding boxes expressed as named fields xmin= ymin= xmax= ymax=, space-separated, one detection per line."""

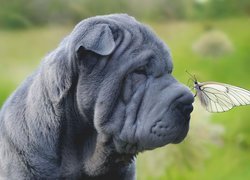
xmin=134 ymin=66 xmax=147 ymax=75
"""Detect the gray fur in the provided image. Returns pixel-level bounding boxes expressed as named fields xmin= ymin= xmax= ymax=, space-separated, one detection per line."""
xmin=0 ymin=14 xmax=194 ymax=179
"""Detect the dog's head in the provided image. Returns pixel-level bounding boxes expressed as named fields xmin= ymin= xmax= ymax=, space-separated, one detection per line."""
xmin=67 ymin=14 xmax=194 ymax=153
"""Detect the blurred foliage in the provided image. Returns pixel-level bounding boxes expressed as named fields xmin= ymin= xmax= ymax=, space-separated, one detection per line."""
xmin=0 ymin=0 xmax=250 ymax=29
xmin=192 ymin=30 xmax=234 ymax=58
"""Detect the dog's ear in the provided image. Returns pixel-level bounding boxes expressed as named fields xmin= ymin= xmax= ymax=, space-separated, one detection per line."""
xmin=76 ymin=24 xmax=115 ymax=56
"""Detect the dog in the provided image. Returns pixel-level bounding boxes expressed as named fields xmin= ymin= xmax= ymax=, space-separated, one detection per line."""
xmin=0 ymin=14 xmax=194 ymax=179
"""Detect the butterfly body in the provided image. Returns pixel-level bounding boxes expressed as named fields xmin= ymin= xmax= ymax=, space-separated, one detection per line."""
xmin=193 ymin=80 xmax=250 ymax=113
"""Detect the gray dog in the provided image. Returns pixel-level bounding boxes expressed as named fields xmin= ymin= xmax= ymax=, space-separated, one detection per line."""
xmin=0 ymin=14 xmax=194 ymax=179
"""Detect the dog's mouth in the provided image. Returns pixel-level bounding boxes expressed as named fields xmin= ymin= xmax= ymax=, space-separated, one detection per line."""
xmin=168 ymin=102 xmax=193 ymax=144
xmin=114 ymin=94 xmax=193 ymax=153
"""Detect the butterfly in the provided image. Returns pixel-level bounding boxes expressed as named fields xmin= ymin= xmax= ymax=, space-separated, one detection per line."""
xmin=186 ymin=71 xmax=250 ymax=113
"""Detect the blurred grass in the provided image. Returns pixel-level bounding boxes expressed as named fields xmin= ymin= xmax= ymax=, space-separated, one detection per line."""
xmin=1 ymin=17 xmax=250 ymax=179
xmin=0 ymin=26 xmax=71 ymax=106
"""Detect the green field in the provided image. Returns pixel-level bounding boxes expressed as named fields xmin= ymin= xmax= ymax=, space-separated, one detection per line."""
xmin=1 ymin=18 xmax=250 ymax=179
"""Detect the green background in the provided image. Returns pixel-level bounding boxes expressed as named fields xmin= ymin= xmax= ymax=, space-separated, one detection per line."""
xmin=1 ymin=0 xmax=250 ymax=179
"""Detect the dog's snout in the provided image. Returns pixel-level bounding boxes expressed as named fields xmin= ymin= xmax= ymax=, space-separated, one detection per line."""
xmin=175 ymin=102 xmax=193 ymax=122
xmin=177 ymin=88 xmax=194 ymax=105
xmin=175 ymin=90 xmax=194 ymax=118
xmin=176 ymin=101 xmax=193 ymax=116
xmin=182 ymin=104 xmax=194 ymax=114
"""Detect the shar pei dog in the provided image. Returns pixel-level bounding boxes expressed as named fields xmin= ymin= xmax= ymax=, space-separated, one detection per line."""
xmin=0 ymin=14 xmax=194 ymax=179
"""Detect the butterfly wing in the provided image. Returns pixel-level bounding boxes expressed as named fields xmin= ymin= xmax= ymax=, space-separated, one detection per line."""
xmin=197 ymin=82 xmax=250 ymax=112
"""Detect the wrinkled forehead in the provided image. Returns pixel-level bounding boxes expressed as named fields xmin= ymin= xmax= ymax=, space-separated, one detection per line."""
xmin=132 ymin=20 xmax=173 ymax=73
xmin=109 ymin=14 xmax=173 ymax=72
xmin=76 ymin=14 xmax=173 ymax=72
xmin=139 ymin=24 xmax=173 ymax=72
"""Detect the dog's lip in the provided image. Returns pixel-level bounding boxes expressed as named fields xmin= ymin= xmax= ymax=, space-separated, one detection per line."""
xmin=172 ymin=110 xmax=190 ymax=143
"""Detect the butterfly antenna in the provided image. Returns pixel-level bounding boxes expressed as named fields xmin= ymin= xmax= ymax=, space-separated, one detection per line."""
xmin=187 ymin=78 xmax=194 ymax=91
xmin=194 ymin=74 xmax=197 ymax=82
xmin=185 ymin=70 xmax=195 ymax=82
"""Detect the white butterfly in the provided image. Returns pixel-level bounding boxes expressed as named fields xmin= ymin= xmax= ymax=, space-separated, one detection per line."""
xmin=187 ymin=72 xmax=250 ymax=113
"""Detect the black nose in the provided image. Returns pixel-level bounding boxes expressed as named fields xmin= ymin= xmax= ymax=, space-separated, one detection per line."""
xmin=182 ymin=104 xmax=194 ymax=114
xmin=176 ymin=92 xmax=194 ymax=117
xmin=175 ymin=103 xmax=193 ymax=122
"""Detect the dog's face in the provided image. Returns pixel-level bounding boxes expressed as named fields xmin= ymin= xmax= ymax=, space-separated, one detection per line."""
xmin=68 ymin=14 xmax=194 ymax=153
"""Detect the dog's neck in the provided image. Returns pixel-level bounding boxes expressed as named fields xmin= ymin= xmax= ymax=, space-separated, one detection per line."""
xmin=61 ymin=83 xmax=135 ymax=177
xmin=82 ymin=133 xmax=135 ymax=176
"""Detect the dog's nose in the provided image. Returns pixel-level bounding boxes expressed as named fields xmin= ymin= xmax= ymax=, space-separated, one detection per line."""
xmin=182 ymin=104 xmax=194 ymax=115
xmin=176 ymin=88 xmax=194 ymax=104
xmin=176 ymin=91 xmax=194 ymax=118
xmin=175 ymin=102 xmax=193 ymax=121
